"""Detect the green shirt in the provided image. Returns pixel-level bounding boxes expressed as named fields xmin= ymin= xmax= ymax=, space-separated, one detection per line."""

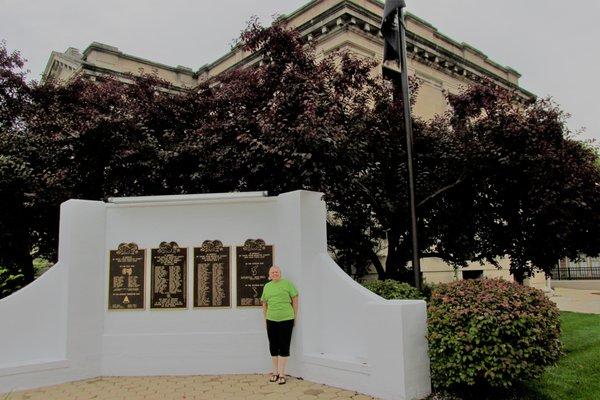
xmin=260 ymin=279 xmax=298 ymax=322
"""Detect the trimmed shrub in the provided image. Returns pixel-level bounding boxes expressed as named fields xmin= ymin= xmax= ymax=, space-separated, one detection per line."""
xmin=0 ymin=266 xmax=25 ymax=298
xmin=362 ymin=279 xmax=423 ymax=300
xmin=420 ymin=282 xmax=437 ymax=302
xmin=427 ymin=278 xmax=562 ymax=392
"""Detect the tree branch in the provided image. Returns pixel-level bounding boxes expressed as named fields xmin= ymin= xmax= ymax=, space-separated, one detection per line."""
xmin=417 ymin=173 xmax=465 ymax=208
xmin=351 ymin=178 xmax=392 ymax=224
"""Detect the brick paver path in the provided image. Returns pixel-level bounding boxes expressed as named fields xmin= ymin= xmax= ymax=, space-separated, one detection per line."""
xmin=2 ymin=374 xmax=378 ymax=400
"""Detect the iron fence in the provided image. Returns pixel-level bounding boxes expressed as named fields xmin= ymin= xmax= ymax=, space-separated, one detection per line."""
xmin=550 ymin=267 xmax=600 ymax=280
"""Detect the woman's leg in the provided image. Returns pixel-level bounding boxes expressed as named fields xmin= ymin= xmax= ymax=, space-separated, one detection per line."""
xmin=277 ymin=356 xmax=288 ymax=377
xmin=266 ymin=320 xmax=280 ymax=376
xmin=277 ymin=320 xmax=294 ymax=380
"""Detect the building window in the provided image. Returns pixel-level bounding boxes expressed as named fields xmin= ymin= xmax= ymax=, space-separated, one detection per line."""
xmin=462 ymin=270 xmax=483 ymax=280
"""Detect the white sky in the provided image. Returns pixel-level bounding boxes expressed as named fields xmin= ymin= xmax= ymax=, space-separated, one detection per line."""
xmin=1 ymin=0 xmax=598 ymax=141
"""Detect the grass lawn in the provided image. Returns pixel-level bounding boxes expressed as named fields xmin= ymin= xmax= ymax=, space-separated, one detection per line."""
xmin=523 ymin=311 xmax=600 ymax=400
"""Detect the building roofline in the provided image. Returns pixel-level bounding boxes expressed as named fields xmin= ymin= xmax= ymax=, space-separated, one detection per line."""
xmin=197 ymin=43 xmax=243 ymax=75
xmin=41 ymin=51 xmax=84 ymax=83
xmin=198 ymin=1 xmax=379 ymax=75
xmin=401 ymin=10 xmax=522 ymax=78
xmin=41 ymin=51 xmax=62 ymax=82
xmin=198 ymin=0 xmax=522 ymax=80
xmin=279 ymin=0 xmax=320 ymax=21
xmin=197 ymin=17 xmax=534 ymax=100
xmin=82 ymin=42 xmax=196 ymax=77
xmin=404 ymin=30 xmax=533 ymax=98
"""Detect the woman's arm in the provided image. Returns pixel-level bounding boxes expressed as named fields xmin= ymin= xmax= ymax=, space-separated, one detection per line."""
xmin=291 ymin=296 xmax=299 ymax=319
xmin=262 ymin=301 xmax=268 ymax=321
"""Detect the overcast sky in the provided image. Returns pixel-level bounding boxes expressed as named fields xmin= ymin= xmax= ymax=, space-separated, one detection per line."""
xmin=1 ymin=0 xmax=598 ymax=141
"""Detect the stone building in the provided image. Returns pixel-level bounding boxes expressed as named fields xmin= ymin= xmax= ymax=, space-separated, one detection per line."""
xmin=42 ymin=0 xmax=535 ymax=283
xmin=43 ymin=42 xmax=196 ymax=91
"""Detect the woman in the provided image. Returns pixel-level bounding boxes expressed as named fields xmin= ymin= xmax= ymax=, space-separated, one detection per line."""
xmin=260 ymin=265 xmax=298 ymax=385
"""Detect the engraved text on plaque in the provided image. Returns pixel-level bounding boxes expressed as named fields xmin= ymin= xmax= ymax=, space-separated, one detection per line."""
xmin=151 ymin=241 xmax=187 ymax=309
xmin=236 ymin=239 xmax=273 ymax=307
xmin=108 ymin=243 xmax=145 ymax=310
xmin=193 ymin=240 xmax=230 ymax=307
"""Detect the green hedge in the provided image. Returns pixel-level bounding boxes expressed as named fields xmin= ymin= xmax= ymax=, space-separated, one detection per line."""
xmin=428 ymin=278 xmax=562 ymax=392
xmin=0 ymin=266 xmax=25 ymax=298
xmin=362 ymin=279 xmax=424 ymax=300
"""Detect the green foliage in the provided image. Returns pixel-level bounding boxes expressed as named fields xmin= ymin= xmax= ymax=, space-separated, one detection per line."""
xmin=428 ymin=312 xmax=600 ymax=400
xmin=0 ymin=258 xmax=52 ymax=298
xmin=33 ymin=258 xmax=53 ymax=277
xmin=0 ymin=266 xmax=25 ymax=298
xmin=427 ymin=279 xmax=562 ymax=393
xmin=0 ymin=41 xmax=35 ymax=288
xmin=420 ymin=282 xmax=437 ymax=302
xmin=362 ymin=279 xmax=423 ymax=300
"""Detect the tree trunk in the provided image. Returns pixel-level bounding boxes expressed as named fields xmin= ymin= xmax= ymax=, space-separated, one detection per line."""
xmin=369 ymin=250 xmax=386 ymax=280
xmin=512 ymin=270 xmax=525 ymax=285
xmin=15 ymin=238 xmax=35 ymax=284
xmin=384 ymin=229 xmax=415 ymax=283
xmin=385 ymin=229 xmax=399 ymax=279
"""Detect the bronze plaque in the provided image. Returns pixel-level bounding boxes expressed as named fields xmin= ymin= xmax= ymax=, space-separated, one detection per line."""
xmin=193 ymin=240 xmax=230 ymax=308
xmin=236 ymin=239 xmax=273 ymax=307
xmin=151 ymin=241 xmax=187 ymax=309
xmin=108 ymin=243 xmax=145 ymax=310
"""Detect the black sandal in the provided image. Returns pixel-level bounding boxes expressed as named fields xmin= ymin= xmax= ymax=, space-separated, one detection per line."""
xmin=277 ymin=375 xmax=286 ymax=385
xmin=269 ymin=373 xmax=279 ymax=383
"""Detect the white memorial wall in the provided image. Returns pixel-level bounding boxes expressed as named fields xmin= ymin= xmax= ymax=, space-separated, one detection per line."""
xmin=0 ymin=190 xmax=430 ymax=400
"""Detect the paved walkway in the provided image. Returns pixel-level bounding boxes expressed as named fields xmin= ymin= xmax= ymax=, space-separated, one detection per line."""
xmin=548 ymin=287 xmax=600 ymax=314
xmin=2 ymin=375 xmax=377 ymax=400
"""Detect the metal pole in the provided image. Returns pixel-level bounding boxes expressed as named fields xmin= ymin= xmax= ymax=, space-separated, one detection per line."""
xmin=395 ymin=7 xmax=421 ymax=290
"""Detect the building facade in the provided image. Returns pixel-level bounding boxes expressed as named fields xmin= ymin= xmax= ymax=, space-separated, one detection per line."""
xmin=43 ymin=42 xmax=196 ymax=91
xmin=44 ymin=1 xmax=532 ymax=106
xmin=42 ymin=0 xmax=535 ymax=283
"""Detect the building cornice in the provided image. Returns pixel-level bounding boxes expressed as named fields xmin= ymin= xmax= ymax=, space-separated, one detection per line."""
xmin=197 ymin=0 xmax=531 ymax=98
xmin=83 ymin=42 xmax=196 ymax=77
xmin=404 ymin=30 xmax=533 ymax=98
xmin=198 ymin=1 xmax=389 ymax=77
xmin=198 ymin=5 xmax=533 ymax=99
xmin=282 ymin=0 xmax=522 ymax=78
xmin=76 ymin=62 xmax=191 ymax=94
xmin=41 ymin=51 xmax=83 ymax=83
xmin=404 ymin=12 xmax=522 ymax=79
